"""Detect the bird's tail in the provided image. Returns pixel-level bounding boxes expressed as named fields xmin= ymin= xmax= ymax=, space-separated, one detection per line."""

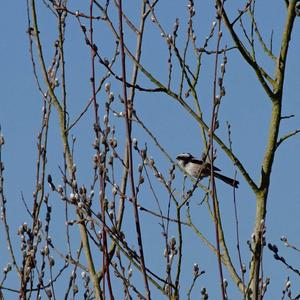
xmin=214 ymin=172 xmax=239 ymax=188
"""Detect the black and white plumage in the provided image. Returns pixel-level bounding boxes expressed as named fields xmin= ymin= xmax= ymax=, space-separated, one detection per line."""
xmin=176 ymin=153 xmax=239 ymax=188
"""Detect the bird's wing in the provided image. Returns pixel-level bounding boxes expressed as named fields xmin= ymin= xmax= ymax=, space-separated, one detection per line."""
xmin=213 ymin=165 xmax=221 ymax=171
xmin=190 ymin=158 xmax=204 ymax=164
xmin=190 ymin=158 xmax=221 ymax=172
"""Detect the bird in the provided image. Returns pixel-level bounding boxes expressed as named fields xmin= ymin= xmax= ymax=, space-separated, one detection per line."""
xmin=176 ymin=153 xmax=239 ymax=188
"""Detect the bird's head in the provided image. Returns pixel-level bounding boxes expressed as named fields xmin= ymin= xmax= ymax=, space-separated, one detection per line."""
xmin=176 ymin=153 xmax=194 ymax=166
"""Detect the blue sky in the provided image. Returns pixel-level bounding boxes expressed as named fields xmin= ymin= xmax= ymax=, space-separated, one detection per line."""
xmin=1 ymin=1 xmax=300 ymax=299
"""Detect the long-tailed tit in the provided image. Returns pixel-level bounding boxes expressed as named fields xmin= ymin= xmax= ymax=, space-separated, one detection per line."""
xmin=176 ymin=153 xmax=239 ymax=188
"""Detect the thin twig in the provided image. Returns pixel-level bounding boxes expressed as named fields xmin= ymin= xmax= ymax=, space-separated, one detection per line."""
xmin=117 ymin=0 xmax=151 ymax=298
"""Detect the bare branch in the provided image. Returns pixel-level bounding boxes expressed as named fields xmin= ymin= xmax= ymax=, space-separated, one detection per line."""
xmin=276 ymin=129 xmax=300 ymax=148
